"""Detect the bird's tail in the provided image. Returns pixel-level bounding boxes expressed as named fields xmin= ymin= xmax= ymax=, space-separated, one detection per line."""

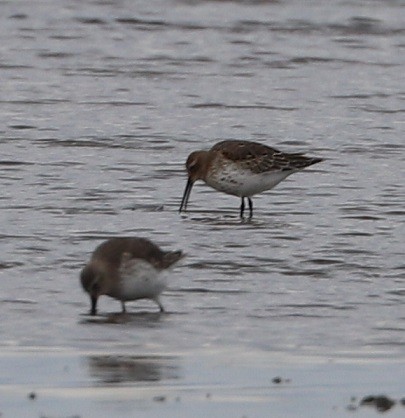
xmin=305 ymin=157 xmax=323 ymax=167
xmin=285 ymin=154 xmax=323 ymax=170
xmin=162 ymin=250 xmax=184 ymax=268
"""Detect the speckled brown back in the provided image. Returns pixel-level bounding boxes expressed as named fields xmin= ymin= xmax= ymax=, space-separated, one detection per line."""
xmin=211 ymin=140 xmax=322 ymax=173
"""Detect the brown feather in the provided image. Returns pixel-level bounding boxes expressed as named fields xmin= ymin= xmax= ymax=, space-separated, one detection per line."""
xmin=91 ymin=237 xmax=183 ymax=271
xmin=211 ymin=140 xmax=322 ymax=173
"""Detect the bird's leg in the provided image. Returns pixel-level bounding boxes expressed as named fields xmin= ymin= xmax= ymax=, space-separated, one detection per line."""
xmin=90 ymin=295 xmax=98 ymax=316
xmin=240 ymin=197 xmax=245 ymax=218
xmin=248 ymin=197 xmax=253 ymax=218
xmin=121 ymin=301 xmax=126 ymax=313
xmin=155 ymin=298 xmax=165 ymax=313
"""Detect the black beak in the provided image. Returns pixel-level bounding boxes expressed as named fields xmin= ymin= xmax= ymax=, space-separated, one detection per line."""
xmin=179 ymin=177 xmax=194 ymax=212
xmin=90 ymin=295 xmax=98 ymax=316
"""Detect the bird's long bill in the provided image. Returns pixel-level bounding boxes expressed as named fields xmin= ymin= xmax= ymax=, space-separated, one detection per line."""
xmin=90 ymin=295 xmax=98 ymax=316
xmin=179 ymin=177 xmax=194 ymax=212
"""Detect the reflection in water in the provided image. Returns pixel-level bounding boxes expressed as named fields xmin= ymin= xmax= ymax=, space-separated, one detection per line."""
xmin=87 ymin=355 xmax=180 ymax=384
xmin=80 ymin=311 xmax=166 ymax=326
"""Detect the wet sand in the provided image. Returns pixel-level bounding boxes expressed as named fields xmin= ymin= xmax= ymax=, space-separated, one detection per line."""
xmin=1 ymin=347 xmax=404 ymax=417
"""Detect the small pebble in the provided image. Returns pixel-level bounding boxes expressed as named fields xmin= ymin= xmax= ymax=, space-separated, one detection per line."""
xmin=28 ymin=392 xmax=36 ymax=400
xmin=360 ymin=395 xmax=395 ymax=412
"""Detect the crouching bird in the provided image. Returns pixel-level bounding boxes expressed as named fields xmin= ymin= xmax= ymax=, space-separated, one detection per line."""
xmin=80 ymin=237 xmax=183 ymax=315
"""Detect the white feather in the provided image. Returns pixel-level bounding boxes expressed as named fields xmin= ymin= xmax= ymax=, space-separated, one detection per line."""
xmin=117 ymin=258 xmax=167 ymax=301
xmin=206 ymin=164 xmax=293 ymax=197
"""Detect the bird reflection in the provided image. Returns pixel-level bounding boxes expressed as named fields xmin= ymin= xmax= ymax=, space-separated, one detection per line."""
xmin=87 ymin=355 xmax=180 ymax=384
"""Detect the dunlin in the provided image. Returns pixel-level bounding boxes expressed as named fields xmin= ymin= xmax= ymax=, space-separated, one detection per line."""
xmin=179 ymin=140 xmax=322 ymax=217
xmin=80 ymin=237 xmax=183 ymax=315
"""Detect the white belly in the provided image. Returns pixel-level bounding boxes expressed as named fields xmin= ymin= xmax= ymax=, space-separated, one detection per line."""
xmin=115 ymin=259 xmax=168 ymax=301
xmin=206 ymin=165 xmax=293 ymax=197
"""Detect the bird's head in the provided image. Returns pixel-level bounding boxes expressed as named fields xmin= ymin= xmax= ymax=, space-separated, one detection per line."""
xmin=179 ymin=151 xmax=209 ymax=212
xmin=80 ymin=263 xmax=109 ymax=315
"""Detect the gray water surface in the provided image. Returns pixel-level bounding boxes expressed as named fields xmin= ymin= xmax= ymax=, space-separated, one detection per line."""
xmin=0 ymin=0 xmax=404 ymax=416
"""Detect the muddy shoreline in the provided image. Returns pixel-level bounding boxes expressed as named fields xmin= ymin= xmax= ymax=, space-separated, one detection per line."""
xmin=1 ymin=348 xmax=404 ymax=417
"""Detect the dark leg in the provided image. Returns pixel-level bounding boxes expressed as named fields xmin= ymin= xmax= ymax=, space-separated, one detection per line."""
xmin=155 ymin=298 xmax=165 ymax=313
xmin=240 ymin=197 xmax=245 ymax=218
xmin=90 ymin=295 xmax=98 ymax=316
xmin=121 ymin=301 xmax=126 ymax=313
xmin=248 ymin=197 xmax=253 ymax=218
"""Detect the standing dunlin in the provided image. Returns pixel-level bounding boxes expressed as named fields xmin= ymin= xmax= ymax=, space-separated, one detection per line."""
xmin=80 ymin=237 xmax=183 ymax=315
xmin=179 ymin=140 xmax=322 ymax=218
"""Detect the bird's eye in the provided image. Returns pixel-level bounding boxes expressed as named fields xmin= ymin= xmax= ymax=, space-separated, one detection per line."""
xmin=188 ymin=160 xmax=198 ymax=171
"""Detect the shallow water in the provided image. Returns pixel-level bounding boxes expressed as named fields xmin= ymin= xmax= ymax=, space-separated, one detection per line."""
xmin=0 ymin=0 xmax=404 ymax=416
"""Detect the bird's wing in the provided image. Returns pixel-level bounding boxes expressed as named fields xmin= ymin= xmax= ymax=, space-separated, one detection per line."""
xmin=213 ymin=140 xmax=304 ymax=173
